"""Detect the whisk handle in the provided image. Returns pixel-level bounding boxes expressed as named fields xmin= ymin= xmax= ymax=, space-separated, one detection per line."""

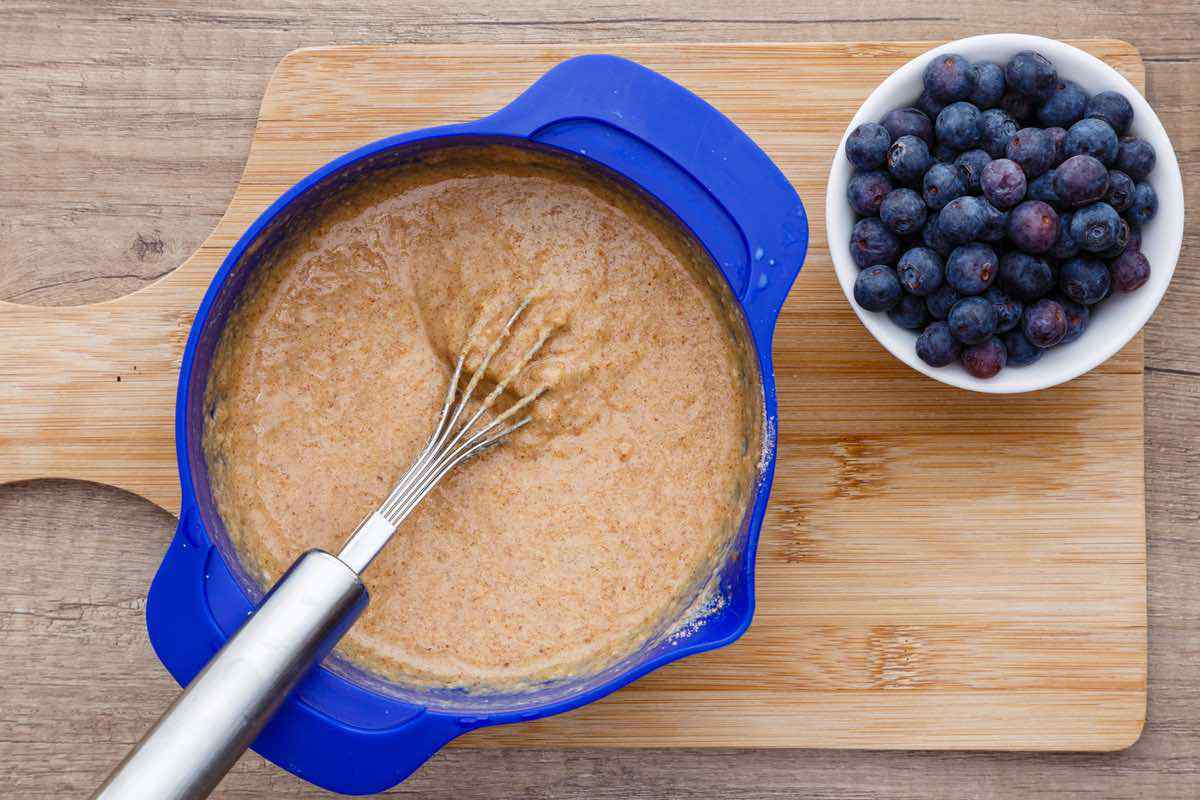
xmin=91 ymin=550 xmax=367 ymax=800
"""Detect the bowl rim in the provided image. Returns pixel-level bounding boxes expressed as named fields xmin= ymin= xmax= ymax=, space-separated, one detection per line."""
xmin=826 ymin=33 xmax=1185 ymax=393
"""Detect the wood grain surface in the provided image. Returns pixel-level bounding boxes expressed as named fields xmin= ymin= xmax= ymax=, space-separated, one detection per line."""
xmin=1 ymin=4 xmax=1197 ymax=799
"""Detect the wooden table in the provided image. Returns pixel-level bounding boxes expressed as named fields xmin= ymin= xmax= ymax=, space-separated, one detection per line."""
xmin=1 ymin=3 xmax=1196 ymax=798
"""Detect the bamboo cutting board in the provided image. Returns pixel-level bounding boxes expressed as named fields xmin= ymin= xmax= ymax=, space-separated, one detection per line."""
xmin=0 ymin=41 xmax=1146 ymax=751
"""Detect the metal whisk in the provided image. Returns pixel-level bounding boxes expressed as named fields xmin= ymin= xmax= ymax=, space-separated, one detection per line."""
xmin=93 ymin=300 xmax=551 ymax=800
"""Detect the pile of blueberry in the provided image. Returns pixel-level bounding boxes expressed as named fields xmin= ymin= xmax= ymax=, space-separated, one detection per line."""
xmin=845 ymin=49 xmax=1158 ymax=379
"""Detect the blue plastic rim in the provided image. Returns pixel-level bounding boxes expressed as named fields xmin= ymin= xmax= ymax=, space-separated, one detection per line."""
xmin=148 ymin=54 xmax=808 ymax=794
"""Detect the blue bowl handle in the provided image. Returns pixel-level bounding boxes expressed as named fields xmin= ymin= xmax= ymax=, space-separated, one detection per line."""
xmin=480 ymin=54 xmax=807 ymax=329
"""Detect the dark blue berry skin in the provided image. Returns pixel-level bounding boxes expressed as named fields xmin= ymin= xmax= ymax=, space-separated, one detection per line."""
xmin=846 ymin=122 xmax=892 ymax=170
xmin=938 ymin=195 xmax=988 ymax=245
xmin=925 ymin=284 xmax=962 ymax=320
xmin=850 ymin=217 xmax=901 ymax=268
xmin=888 ymin=292 xmax=931 ymax=329
xmin=969 ymin=62 xmax=1006 ymax=109
xmin=882 ymin=107 xmax=934 ymax=145
xmin=954 ymin=149 xmax=992 ymax=194
xmin=1127 ymin=181 xmax=1158 ymax=227
xmin=1115 ymin=137 xmax=1156 ymax=180
xmin=1023 ymin=298 xmax=1069 ymax=348
xmin=948 ymin=296 xmax=998 ymax=344
xmin=986 ymin=286 xmax=1023 ymax=332
xmin=1004 ymin=329 xmax=1043 ymax=365
xmin=936 ymin=101 xmax=982 ymax=150
xmin=1005 ymin=51 xmax=1058 ymax=101
xmin=1059 ymin=256 xmax=1111 ymax=304
xmin=979 ymin=201 xmax=1009 ymax=242
xmin=1008 ymin=200 xmax=1061 ymax=254
xmin=1000 ymin=251 xmax=1055 ymax=301
xmin=1000 ymin=90 xmax=1035 ymax=126
xmin=854 ymin=265 xmax=902 ymax=311
xmin=1051 ymin=294 xmax=1090 ymax=344
xmin=922 ymin=162 xmax=966 ymax=211
xmin=924 ymin=53 xmax=976 ymax=102
xmin=1045 ymin=126 xmax=1068 ymax=165
xmin=979 ymin=108 xmax=1019 ymax=158
xmin=1027 ymin=170 xmax=1063 ymax=209
xmin=921 ymin=212 xmax=953 ymax=257
xmin=880 ymin=188 xmax=928 ymax=236
xmin=961 ymin=336 xmax=1008 ymax=378
xmin=897 ymin=246 xmax=944 ymax=296
xmin=1105 ymin=169 xmax=1135 ymax=212
xmin=1070 ymin=202 xmax=1123 ymax=252
xmin=1053 ymin=154 xmax=1109 ymax=207
xmin=1051 ymin=212 xmax=1080 ymax=259
xmin=1065 ymin=118 xmax=1119 ymax=165
xmin=980 ymin=158 xmax=1027 ymax=210
xmin=847 ymin=170 xmax=894 ymax=216
xmin=917 ymin=90 xmax=948 ymax=122
xmin=1036 ymin=80 xmax=1087 ymax=128
xmin=916 ymin=321 xmax=962 ymax=367
xmin=1110 ymin=249 xmax=1151 ymax=292
xmin=886 ymin=135 xmax=934 ymax=185
xmin=932 ymin=142 xmax=960 ymax=164
xmin=1127 ymin=225 xmax=1143 ymax=254
xmin=945 ymin=243 xmax=998 ymax=295
xmin=1086 ymin=90 xmax=1134 ymax=135
xmin=1097 ymin=219 xmax=1131 ymax=259
xmin=1006 ymin=127 xmax=1056 ymax=178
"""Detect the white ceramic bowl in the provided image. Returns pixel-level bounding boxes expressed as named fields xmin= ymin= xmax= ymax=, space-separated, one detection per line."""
xmin=827 ymin=34 xmax=1184 ymax=393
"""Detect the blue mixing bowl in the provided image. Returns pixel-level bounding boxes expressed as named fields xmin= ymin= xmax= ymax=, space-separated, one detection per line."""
xmin=147 ymin=54 xmax=807 ymax=794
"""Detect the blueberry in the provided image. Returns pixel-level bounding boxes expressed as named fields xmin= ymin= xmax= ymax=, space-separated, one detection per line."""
xmin=1006 ymin=127 xmax=1056 ymax=178
xmin=897 ymin=246 xmax=945 ymax=296
xmin=938 ymin=195 xmax=988 ymax=244
xmin=921 ymin=212 xmax=953 ymax=257
xmin=979 ymin=201 xmax=1009 ymax=242
xmin=945 ymin=243 xmax=998 ymax=295
xmin=979 ymin=108 xmax=1019 ymax=158
xmin=1051 ymin=294 xmax=1090 ymax=344
xmin=999 ymin=251 xmax=1055 ymax=301
xmin=980 ymin=158 xmax=1027 ymax=210
xmin=961 ymin=337 xmax=1008 ymax=378
xmin=1007 ymin=200 xmax=1061 ymax=254
xmin=1053 ymin=155 xmax=1109 ymax=207
xmin=954 ymin=149 xmax=992 ymax=194
xmin=850 ymin=217 xmax=901 ymax=268
xmin=1127 ymin=225 xmax=1143 ymax=254
xmin=1126 ymin=181 xmax=1158 ymax=227
xmin=924 ymin=53 xmax=976 ymax=102
xmin=1051 ymin=212 xmax=1080 ymax=259
xmin=917 ymin=90 xmax=948 ymax=121
xmin=1027 ymin=170 xmax=1063 ymax=209
xmin=1065 ymin=118 xmax=1119 ymax=165
xmin=947 ymin=296 xmax=998 ymax=345
xmin=1105 ymin=169 xmax=1135 ymax=212
xmin=886 ymin=134 xmax=935 ymax=185
xmin=1023 ymin=298 xmax=1069 ymax=348
xmin=1004 ymin=329 xmax=1043 ymax=366
xmin=922 ymin=163 xmax=966 ymax=211
xmin=846 ymin=122 xmax=892 ymax=170
xmin=1110 ymin=249 xmax=1151 ymax=292
xmin=854 ymin=265 xmax=903 ymax=311
xmin=916 ymin=321 xmax=962 ymax=367
xmin=1059 ymin=256 xmax=1111 ymax=304
xmin=888 ymin=292 xmax=931 ymax=330
xmin=1037 ymin=80 xmax=1087 ymax=128
xmin=986 ymin=286 xmax=1023 ymax=332
xmin=969 ymin=62 xmax=1006 ymax=109
xmin=1045 ymin=126 xmax=1068 ymax=165
xmin=1005 ymin=51 xmax=1058 ymax=102
xmin=1116 ymin=137 xmax=1156 ymax=180
xmin=880 ymin=188 xmax=928 ymax=235
xmin=936 ymin=101 xmax=982 ymax=150
xmin=1000 ymin=90 xmax=1035 ymax=126
xmin=933 ymin=142 xmax=961 ymax=163
xmin=882 ymin=107 xmax=934 ymax=145
xmin=1086 ymin=90 xmax=1134 ymax=135
xmin=1070 ymin=202 xmax=1123 ymax=252
xmin=1097 ymin=218 xmax=1131 ymax=259
xmin=847 ymin=170 xmax=894 ymax=216
xmin=925 ymin=284 xmax=962 ymax=320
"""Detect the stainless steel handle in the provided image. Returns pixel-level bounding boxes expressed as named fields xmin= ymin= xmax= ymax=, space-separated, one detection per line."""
xmin=91 ymin=550 xmax=368 ymax=800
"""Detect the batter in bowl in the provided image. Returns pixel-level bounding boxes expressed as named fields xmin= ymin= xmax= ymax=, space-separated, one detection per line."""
xmin=203 ymin=144 xmax=761 ymax=690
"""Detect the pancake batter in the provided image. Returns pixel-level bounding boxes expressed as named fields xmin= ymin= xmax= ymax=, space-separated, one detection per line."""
xmin=203 ymin=145 xmax=760 ymax=690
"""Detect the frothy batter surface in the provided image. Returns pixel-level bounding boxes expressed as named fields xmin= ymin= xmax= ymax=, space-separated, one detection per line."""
xmin=204 ymin=145 xmax=759 ymax=690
